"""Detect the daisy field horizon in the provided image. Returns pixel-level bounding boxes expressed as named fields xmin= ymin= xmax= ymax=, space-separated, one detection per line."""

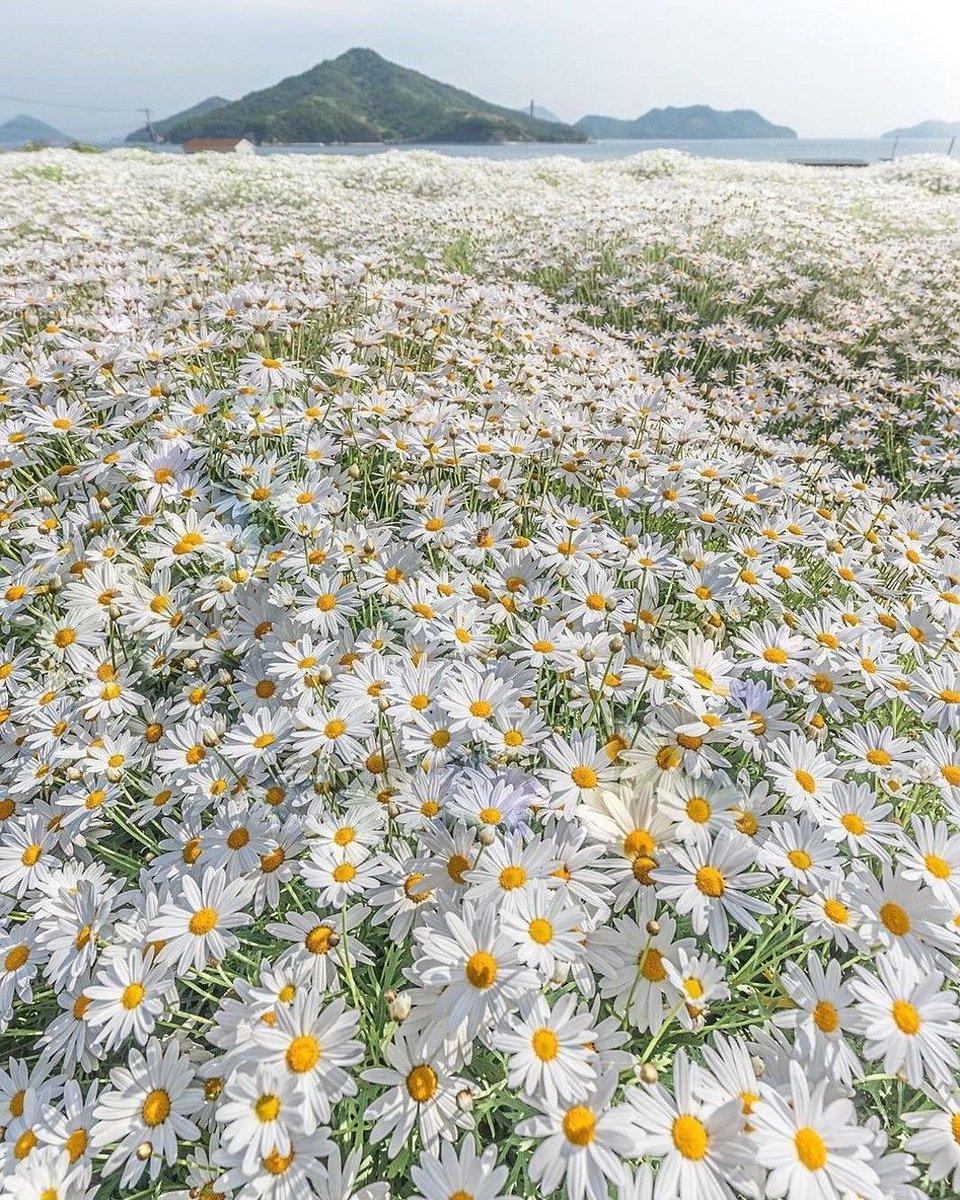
xmin=0 ymin=142 xmax=959 ymax=1200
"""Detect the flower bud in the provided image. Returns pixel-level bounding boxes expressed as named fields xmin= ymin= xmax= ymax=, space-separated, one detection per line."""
xmin=550 ymin=961 xmax=571 ymax=987
xmin=388 ymin=992 xmax=412 ymax=1023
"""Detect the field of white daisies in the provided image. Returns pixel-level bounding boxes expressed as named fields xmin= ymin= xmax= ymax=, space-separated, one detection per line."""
xmin=1 ymin=145 xmax=960 ymax=1200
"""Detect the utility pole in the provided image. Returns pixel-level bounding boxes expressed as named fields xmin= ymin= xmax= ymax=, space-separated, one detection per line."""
xmin=530 ymin=100 xmax=535 ymax=119
xmin=139 ymin=107 xmax=158 ymax=144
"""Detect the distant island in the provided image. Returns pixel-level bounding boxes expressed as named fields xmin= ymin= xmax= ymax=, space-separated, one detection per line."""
xmin=882 ymin=119 xmax=960 ymax=139
xmin=141 ymin=48 xmax=585 ymax=145
xmin=127 ymin=96 xmax=231 ymax=143
xmin=576 ymin=105 xmax=797 ymax=140
xmin=0 ymin=114 xmax=72 ymax=148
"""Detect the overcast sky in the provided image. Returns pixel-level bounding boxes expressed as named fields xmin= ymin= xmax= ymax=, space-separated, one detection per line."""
xmin=3 ymin=0 xmax=958 ymax=141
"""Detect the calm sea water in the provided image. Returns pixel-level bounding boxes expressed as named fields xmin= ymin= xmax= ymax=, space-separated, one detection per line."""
xmin=146 ymin=138 xmax=957 ymax=164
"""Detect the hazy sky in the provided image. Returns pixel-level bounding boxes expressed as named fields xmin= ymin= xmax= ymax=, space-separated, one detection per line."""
xmin=2 ymin=0 xmax=958 ymax=141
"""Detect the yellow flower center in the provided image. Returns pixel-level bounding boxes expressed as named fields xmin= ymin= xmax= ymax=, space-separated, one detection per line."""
xmin=672 ymin=1114 xmax=709 ymax=1159
xmin=189 ymin=907 xmax=218 ymax=935
xmin=262 ymin=1147 xmax=295 ymax=1175
xmin=685 ymin=797 xmax=711 ymax=824
xmin=406 ymin=1065 xmax=438 ymax=1102
xmin=255 ymin=1094 xmax=281 ymax=1122
xmin=823 ymin=897 xmax=849 ymax=925
xmin=531 ymin=1028 xmax=559 ymax=1061
xmin=64 ymin=1127 xmax=87 ymax=1162
xmin=925 ymin=853 xmax=951 ymax=879
xmin=142 ymin=1088 xmax=171 ymax=1127
xmin=794 ymin=1127 xmax=827 ymax=1170
xmin=794 ymin=769 xmax=816 ymax=794
xmin=464 ymin=950 xmax=498 ymax=989
xmin=499 ymin=865 xmax=527 ymax=890
xmin=562 ymin=1105 xmax=596 ymax=1146
xmin=528 ymin=918 xmax=553 ymax=944
xmin=4 ymin=944 xmax=29 ymax=972
xmin=892 ymin=999 xmax=921 ymax=1035
xmin=880 ymin=902 xmax=910 ymax=936
xmin=695 ymin=866 xmax=725 ymax=897
xmin=121 ymin=983 xmax=145 ymax=1009
xmin=305 ymin=925 xmax=333 ymax=954
xmin=286 ymin=1034 xmax=321 ymax=1073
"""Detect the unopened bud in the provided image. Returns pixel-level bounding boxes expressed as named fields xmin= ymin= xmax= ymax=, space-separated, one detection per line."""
xmin=550 ymin=961 xmax=571 ymax=986
xmin=98 ymin=495 xmax=112 ymax=512
xmin=317 ymin=665 xmax=333 ymax=685
xmin=346 ymin=464 xmax=360 ymax=480
xmin=182 ymin=657 xmax=199 ymax=672
xmin=637 ymin=1062 xmax=658 ymax=1085
xmin=455 ymin=1088 xmax=474 ymax=1113
xmin=477 ymin=826 xmax=496 ymax=846
xmin=645 ymin=919 xmax=661 ymax=937
xmin=135 ymin=1141 xmax=153 ymax=1161
xmin=202 ymin=729 xmax=221 ymax=747
xmin=388 ymin=992 xmax=412 ymax=1022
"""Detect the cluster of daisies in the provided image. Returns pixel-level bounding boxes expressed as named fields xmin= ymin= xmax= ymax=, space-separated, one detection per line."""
xmin=0 ymin=147 xmax=959 ymax=1200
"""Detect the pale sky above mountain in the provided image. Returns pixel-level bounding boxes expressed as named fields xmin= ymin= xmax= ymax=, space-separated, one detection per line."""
xmin=2 ymin=0 xmax=958 ymax=141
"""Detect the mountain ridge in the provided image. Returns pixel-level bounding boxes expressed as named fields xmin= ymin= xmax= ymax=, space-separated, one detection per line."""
xmin=882 ymin=118 xmax=960 ymax=139
xmin=0 ymin=114 xmax=73 ymax=147
xmin=126 ymin=96 xmax=231 ymax=143
xmin=158 ymin=49 xmax=585 ymax=144
xmin=577 ymin=105 xmax=796 ymax=140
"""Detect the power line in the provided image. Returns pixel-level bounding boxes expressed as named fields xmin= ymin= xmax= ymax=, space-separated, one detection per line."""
xmin=0 ymin=92 xmax=143 ymax=114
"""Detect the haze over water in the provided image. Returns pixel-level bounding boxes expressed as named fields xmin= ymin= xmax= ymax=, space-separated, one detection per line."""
xmin=144 ymin=138 xmax=955 ymax=163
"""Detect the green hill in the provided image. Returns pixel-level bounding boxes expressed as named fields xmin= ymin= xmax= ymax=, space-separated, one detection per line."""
xmin=126 ymin=96 xmax=231 ymax=143
xmin=577 ymin=105 xmax=796 ymax=139
xmin=882 ymin=119 xmax=960 ymax=139
xmin=163 ymin=48 xmax=586 ymax=144
xmin=0 ymin=114 xmax=72 ymax=147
